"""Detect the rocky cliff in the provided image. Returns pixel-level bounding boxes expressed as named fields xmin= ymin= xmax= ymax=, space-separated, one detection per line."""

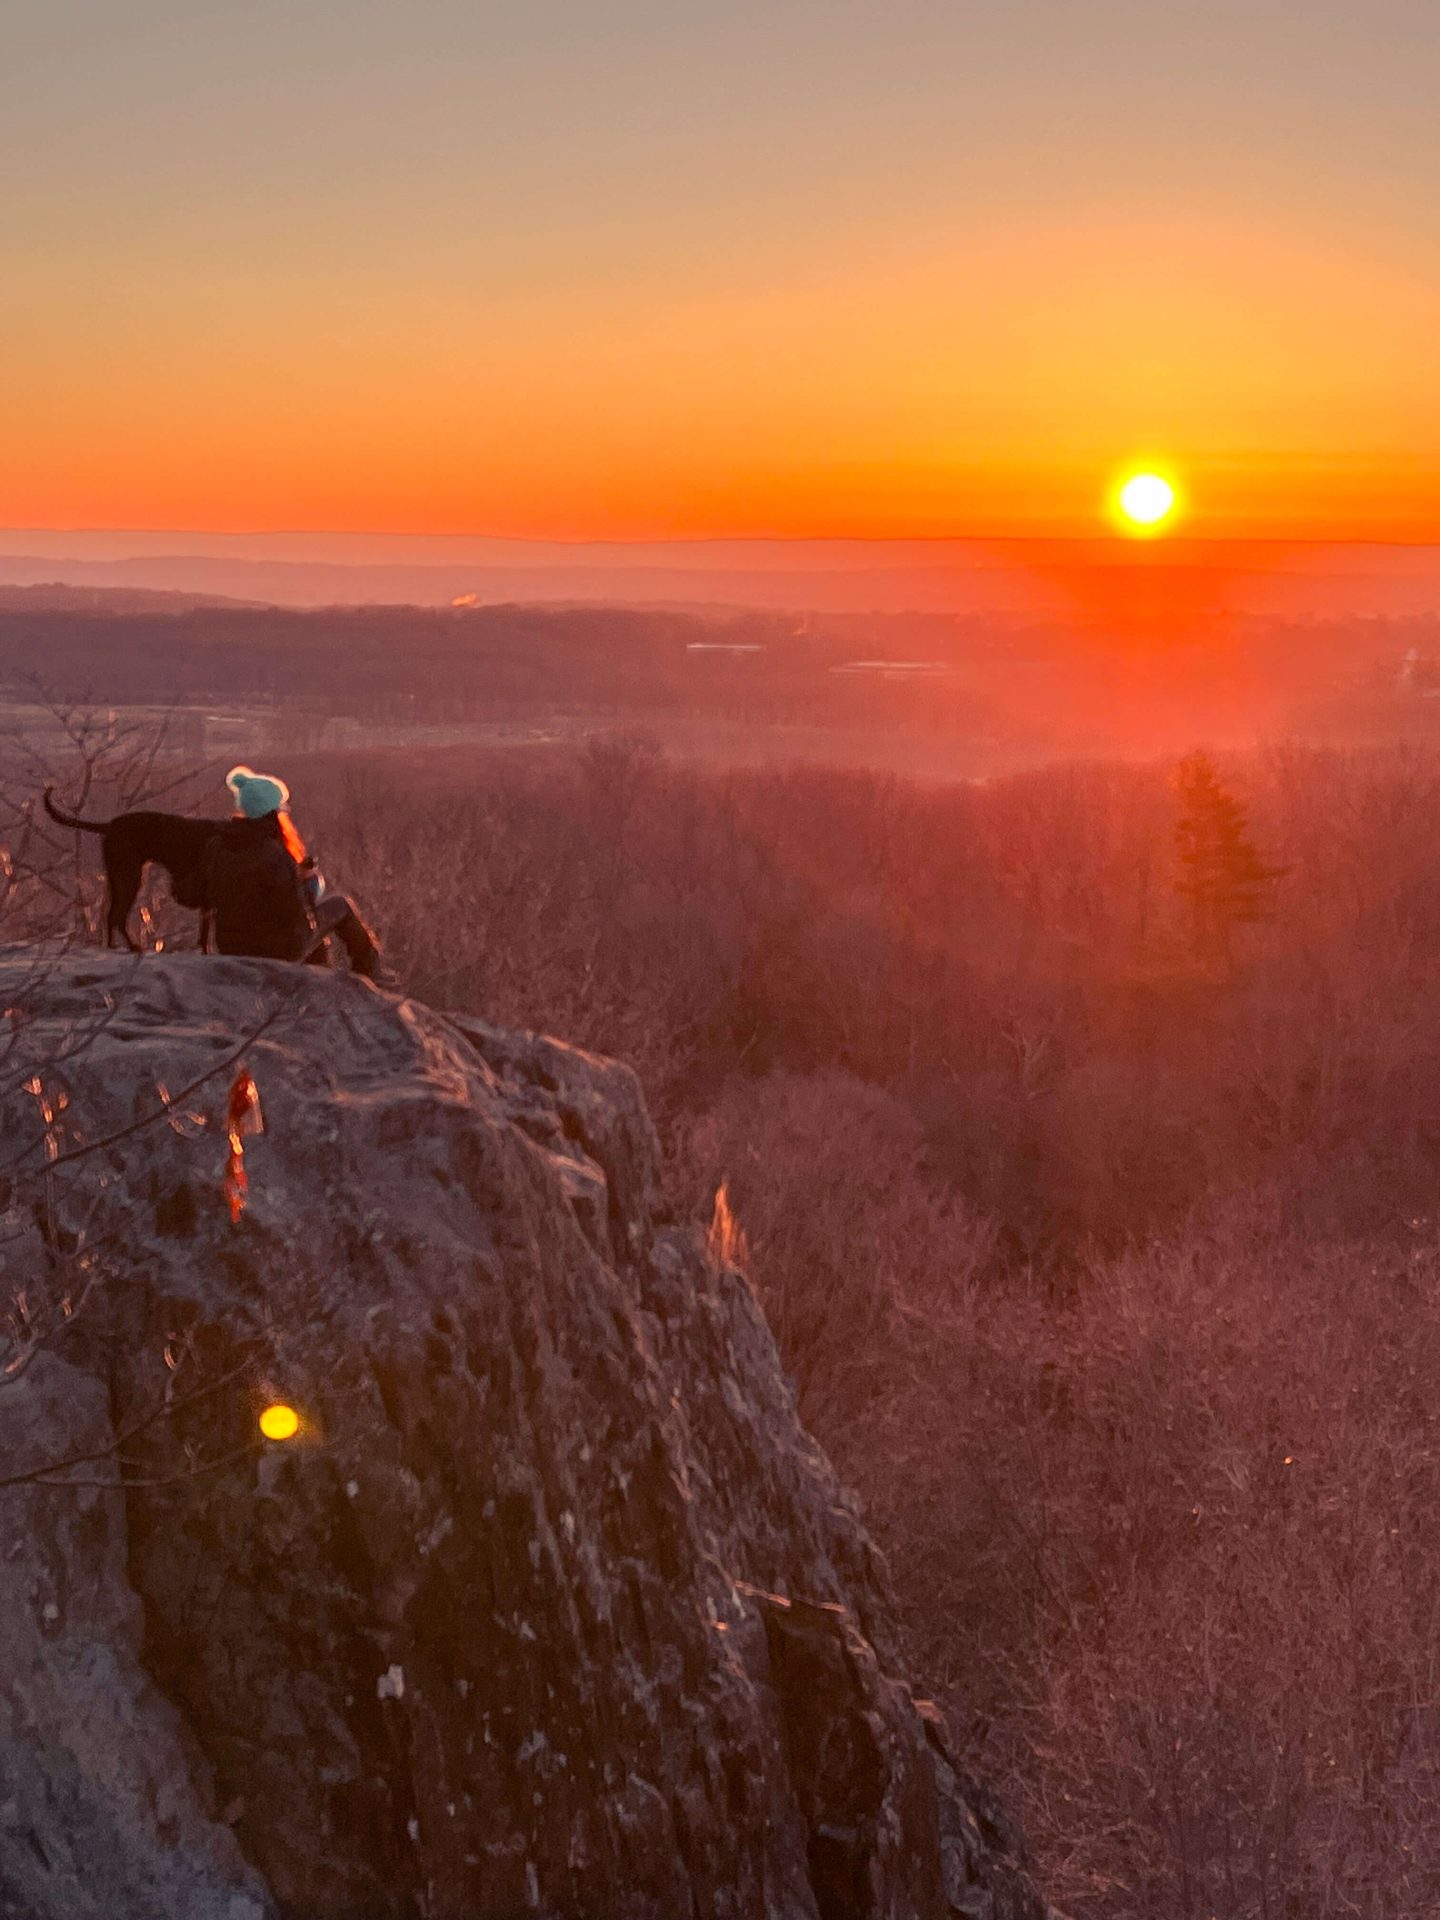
xmin=0 ymin=950 xmax=1044 ymax=1920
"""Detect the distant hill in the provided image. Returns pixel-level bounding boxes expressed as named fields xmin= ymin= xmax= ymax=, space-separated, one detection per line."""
xmin=0 ymin=548 xmax=1050 ymax=616
xmin=5 ymin=532 xmax=1440 ymax=619
xmin=0 ymin=580 xmax=257 ymax=614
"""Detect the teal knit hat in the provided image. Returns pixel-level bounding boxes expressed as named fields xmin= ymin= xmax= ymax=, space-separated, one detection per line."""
xmin=226 ymin=765 xmax=291 ymax=819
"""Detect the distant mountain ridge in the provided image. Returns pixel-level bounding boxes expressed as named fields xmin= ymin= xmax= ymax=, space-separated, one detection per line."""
xmin=0 ymin=581 xmax=257 ymax=614
xmin=4 ymin=533 xmax=1440 ymax=618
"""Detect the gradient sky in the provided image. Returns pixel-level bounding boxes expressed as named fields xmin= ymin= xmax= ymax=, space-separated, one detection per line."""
xmin=7 ymin=0 xmax=1440 ymax=540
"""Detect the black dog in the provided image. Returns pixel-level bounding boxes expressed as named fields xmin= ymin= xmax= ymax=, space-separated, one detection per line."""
xmin=42 ymin=788 xmax=221 ymax=951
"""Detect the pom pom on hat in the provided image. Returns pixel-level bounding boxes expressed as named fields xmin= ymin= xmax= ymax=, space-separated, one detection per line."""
xmin=226 ymin=765 xmax=291 ymax=819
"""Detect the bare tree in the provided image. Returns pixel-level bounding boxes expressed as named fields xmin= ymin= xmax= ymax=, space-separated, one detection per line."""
xmin=0 ymin=687 xmax=216 ymax=946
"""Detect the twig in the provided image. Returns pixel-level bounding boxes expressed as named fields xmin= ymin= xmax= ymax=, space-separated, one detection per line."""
xmin=0 ymin=1355 xmax=257 ymax=1490
xmin=20 ymin=1440 xmax=263 ymax=1491
xmin=0 ymin=1002 xmax=287 ymax=1184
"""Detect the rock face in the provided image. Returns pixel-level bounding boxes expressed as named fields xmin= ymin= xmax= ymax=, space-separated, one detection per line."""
xmin=0 ymin=950 xmax=1045 ymax=1920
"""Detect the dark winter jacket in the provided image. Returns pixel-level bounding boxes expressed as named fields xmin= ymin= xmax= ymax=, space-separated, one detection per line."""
xmin=206 ymin=814 xmax=312 ymax=961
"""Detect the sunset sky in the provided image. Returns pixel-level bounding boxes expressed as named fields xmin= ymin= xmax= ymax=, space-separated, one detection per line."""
xmin=7 ymin=0 xmax=1440 ymax=542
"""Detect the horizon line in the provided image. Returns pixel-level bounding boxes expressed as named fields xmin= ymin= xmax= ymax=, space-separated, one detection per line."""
xmin=6 ymin=524 xmax=1440 ymax=553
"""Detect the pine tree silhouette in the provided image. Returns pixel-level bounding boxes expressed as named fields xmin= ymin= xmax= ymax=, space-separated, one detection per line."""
xmin=1174 ymin=753 xmax=1283 ymax=967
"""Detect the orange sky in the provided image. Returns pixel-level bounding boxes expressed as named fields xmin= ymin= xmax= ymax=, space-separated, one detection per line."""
xmin=8 ymin=2 xmax=1440 ymax=542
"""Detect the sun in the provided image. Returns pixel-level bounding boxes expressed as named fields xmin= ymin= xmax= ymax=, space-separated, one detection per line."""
xmin=1115 ymin=470 xmax=1178 ymax=535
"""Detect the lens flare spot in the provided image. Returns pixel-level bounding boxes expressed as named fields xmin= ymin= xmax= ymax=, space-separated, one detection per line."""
xmin=259 ymin=1403 xmax=301 ymax=1442
xmin=1117 ymin=472 xmax=1177 ymax=530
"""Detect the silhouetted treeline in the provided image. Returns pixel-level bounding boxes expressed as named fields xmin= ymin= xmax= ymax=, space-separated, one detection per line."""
xmin=0 ymin=603 xmax=1013 ymax=736
xmin=253 ymin=737 xmax=1440 ymax=1261
xmin=8 ymin=599 xmax=1440 ymax=756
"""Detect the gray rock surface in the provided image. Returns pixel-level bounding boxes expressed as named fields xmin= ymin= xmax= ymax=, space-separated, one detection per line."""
xmin=0 ymin=1354 xmax=274 ymax=1920
xmin=0 ymin=949 xmax=1046 ymax=1920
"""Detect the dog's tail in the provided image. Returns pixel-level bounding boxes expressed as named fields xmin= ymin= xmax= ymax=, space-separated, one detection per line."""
xmin=42 ymin=787 xmax=110 ymax=834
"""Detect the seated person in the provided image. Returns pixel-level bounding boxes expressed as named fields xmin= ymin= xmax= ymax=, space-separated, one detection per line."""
xmin=222 ymin=766 xmax=391 ymax=984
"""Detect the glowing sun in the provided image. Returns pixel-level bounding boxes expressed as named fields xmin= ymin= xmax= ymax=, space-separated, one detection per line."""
xmin=1116 ymin=471 xmax=1178 ymax=533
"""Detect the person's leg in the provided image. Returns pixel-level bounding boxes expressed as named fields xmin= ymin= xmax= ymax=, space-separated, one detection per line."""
xmin=300 ymin=895 xmax=346 ymax=967
xmin=314 ymin=893 xmax=384 ymax=980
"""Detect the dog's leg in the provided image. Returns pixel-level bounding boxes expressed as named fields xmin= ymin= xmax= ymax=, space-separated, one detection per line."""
xmin=103 ymin=902 xmax=136 ymax=949
xmin=109 ymin=902 xmax=142 ymax=952
xmin=199 ymin=910 xmax=212 ymax=954
xmin=105 ymin=852 xmax=145 ymax=954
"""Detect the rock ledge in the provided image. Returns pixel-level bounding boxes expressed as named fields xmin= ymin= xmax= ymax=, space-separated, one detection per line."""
xmin=0 ymin=951 xmax=1045 ymax=1920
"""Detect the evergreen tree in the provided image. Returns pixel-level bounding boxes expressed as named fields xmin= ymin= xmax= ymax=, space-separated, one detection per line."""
xmin=1173 ymin=753 xmax=1283 ymax=966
